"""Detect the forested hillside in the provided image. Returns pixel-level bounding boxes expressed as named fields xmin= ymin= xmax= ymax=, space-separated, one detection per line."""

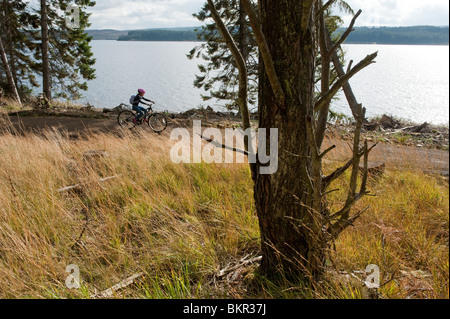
xmin=339 ymin=26 xmax=449 ymax=45
xmin=87 ymin=26 xmax=449 ymax=44
xmin=117 ymin=29 xmax=201 ymax=41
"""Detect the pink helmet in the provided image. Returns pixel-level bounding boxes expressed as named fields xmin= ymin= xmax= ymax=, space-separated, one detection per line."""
xmin=138 ymin=88 xmax=146 ymax=94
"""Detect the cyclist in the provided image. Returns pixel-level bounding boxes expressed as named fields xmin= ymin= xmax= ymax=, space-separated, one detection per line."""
xmin=132 ymin=89 xmax=154 ymax=123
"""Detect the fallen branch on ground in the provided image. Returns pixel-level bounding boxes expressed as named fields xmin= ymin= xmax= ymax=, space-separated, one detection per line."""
xmin=91 ymin=272 xmax=145 ymax=299
xmin=57 ymin=175 xmax=121 ymax=193
xmin=216 ymin=255 xmax=262 ymax=282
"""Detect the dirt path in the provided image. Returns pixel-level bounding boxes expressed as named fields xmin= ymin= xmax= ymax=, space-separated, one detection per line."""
xmin=322 ymin=137 xmax=449 ymax=176
xmin=5 ymin=115 xmax=449 ymax=176
xmin=6 ymin=115 xmax=120 ymax=136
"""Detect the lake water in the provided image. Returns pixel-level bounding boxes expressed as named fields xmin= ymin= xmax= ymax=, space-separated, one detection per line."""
xmin=79 ymin=41 xmax=449 ymax=125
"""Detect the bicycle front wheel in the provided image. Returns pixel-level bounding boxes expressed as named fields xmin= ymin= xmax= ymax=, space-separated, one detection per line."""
xmin=148 ymin=113 xmax=168 ymax=133
xmin=117 ymin=110 xmax=136 ymax=129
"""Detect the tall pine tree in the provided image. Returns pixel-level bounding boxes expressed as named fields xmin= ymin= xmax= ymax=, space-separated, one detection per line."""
xmin=0 ymin=0 xmax=96 ymax=103
xmin=37 ymin=0 xmax=96 ymax=100
xmin=0 ymin=0 xmax=40 ymax=98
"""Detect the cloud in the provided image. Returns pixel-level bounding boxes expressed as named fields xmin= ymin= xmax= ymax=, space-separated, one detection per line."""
xmin=88 ymin=0 xmax=205 ymax=30
xmin=86 ymin=0 xmax=449 ymax=30
xmin=338 ymin=0 xmax=449 ymax=26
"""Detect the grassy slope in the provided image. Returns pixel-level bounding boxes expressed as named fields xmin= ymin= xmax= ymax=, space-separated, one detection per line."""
xmin=0 ymin=127 xmax=447 ymax=299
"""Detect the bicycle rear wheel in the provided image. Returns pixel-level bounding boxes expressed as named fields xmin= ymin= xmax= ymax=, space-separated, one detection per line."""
xmin=148 ymin=113 xmax=168 ymax=133
xmin=117 ymin=110 xmax=136 ymax=129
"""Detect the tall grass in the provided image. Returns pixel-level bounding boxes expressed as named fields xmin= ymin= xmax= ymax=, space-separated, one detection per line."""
xmin=323 ymin=165 xmax=449 ymax=299
xmin=0 ymin=129 xmax=256 ymax=298
xmin=0 ymin=129 xmax=447 ymax=299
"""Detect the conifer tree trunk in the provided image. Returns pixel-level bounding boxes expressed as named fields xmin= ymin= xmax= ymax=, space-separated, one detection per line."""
xmin=40 ymin=0 xmax=51 ymax=101
xmin=254 ymin=0 xmax=326 ymax=279
xmin=237 ymin=0 xmax=248 ymax=60
xmin=209 ymin=0 xmax=376 ymax=281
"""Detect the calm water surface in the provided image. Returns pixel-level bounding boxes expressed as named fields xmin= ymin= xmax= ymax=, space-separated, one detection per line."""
xmin=334 ymin=44 xmax=449 ymax=125
xmin=79 ymin=41 xmax=449 ymax=125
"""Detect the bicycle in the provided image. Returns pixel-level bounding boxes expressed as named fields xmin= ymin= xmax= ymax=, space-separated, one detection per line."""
xmin=117 ymin=101 xmax=168 ymax=133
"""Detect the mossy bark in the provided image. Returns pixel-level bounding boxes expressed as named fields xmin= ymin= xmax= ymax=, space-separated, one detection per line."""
xmin=254 ymin=0 xmax=327 ymax=280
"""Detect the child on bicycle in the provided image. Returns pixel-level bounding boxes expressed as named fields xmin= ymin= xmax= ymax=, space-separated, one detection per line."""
xmin=132 ymin=89 xmax=154 ymax=123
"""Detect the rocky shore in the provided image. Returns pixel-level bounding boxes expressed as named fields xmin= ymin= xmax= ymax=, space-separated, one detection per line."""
xmin=168 ymin=107 xmax=449 ymax=151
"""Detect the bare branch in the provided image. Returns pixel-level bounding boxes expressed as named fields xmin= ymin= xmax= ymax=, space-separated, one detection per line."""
xmin=322 ymin=188 xmax=340 ymax=197
xmin=316 ymin=0 xmax=337 ymax=17
xmin=206 ymin=0 xmax=251 ymax=131
xmin=315 ymin=4 xmax=332 ymax=149
xmin=322 ymin=157 xmax=354 ymax=188
xmin=345 ymin=107 xmax=366 ymax=210
xmin=359 ymin=140 xmax=370 ymax=194
xmin=57 ymin=175 xmax=121 ymax=193
xmin=206 ymin=0 xmax=257 ymax=179
xmin=198 ymin=133 xmax=252 ymax=156
xmin=328 ymin=9 xmax=362 ymax=57
xmin=320 ymin=145 xmax=336 ymax=159
xmin=328 ymin=206 xmax=370 ymax=239
xmin=322 ymin=142 xmax=378 ymax=188
xmin=325 ymin=23 xmax=374 ymax=120
xmin=314 ymin=52 xmax=378 ymax=113
xmin=305 ymin=116 xmax=321 ymax=161
xmin=0 ymin=37 xmax=21 ymax=105
xmin=301 ymin=164 xmax=315 ymax=195
xmin=92 ymin=273 xmax=145 ymax=299
xmin=305 ymin=116 xmax=323 ymax=211
xmin=347 ymin=60 xmax=354 ymax=73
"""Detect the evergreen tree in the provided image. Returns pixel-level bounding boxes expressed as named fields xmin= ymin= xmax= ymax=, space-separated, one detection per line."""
xmin=190 ymin=0 xmax=352 ymax=112
xmin=37 ymin=0 xmax=96 ymax=100
xmin=0 ymin=0 xmax=96 ymax=102
xmin=0 ymin=0 xmax=40 ymax=97
xmin=188 ymin=0 xmax=258 ymax=111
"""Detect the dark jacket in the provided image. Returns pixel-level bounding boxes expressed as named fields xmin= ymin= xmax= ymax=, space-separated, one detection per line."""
xmin=132 ymin=94 xmax=152 ymax=107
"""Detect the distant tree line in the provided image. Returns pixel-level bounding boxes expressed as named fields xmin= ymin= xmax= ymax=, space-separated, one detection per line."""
xmin=113 ymin=26 xmax=450 ymax=45
xmin=118 ymin=30 xmax=203 ymax=42
xmin=339 ymin=26 xmax=449 ymax=45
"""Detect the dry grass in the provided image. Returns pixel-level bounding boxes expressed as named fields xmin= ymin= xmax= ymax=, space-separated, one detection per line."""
xmin=0 ymin=128 xmax=448 ymax=299
xmin=322 ymin=161 xmax=449 ymax=299
xmin=0 ymin=129 xmax=257 ymax=298
xmin=0 ymin=97 xmax=24 ymax=113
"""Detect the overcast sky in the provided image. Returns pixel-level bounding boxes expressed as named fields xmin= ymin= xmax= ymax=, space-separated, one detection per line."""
xmin=86 ymin=0 xmax=449 ymax=30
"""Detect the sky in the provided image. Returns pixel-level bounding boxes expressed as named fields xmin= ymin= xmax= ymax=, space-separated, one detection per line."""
xmin=85 ymin=0 xmax=449 ymax=30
